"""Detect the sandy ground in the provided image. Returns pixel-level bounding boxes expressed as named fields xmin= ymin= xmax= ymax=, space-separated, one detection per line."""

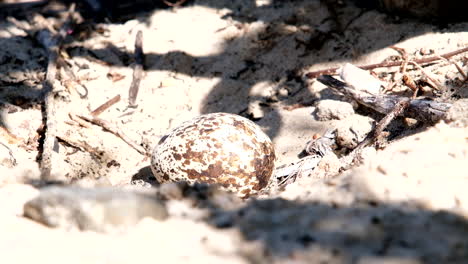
xmin=0 ymin=0 xmax=467 ymax=263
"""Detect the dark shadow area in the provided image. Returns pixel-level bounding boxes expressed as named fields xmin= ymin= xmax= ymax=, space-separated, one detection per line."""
xmin=166 ymin=180 xmax=468 ymax=263
xmin=225 ymin=199 xmax=468 ymax=263
xmin=131 ymin=165 xmax=160 ymax=187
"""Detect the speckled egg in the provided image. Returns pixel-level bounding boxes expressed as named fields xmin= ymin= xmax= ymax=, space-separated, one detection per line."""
xmin=151 ymin=113 xmax=275 ymax=198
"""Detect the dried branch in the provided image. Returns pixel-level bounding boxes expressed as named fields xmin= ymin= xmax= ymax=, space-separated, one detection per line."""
xmin=305 ymin=46 xmax=468 ymax=79
xmin=38 ymin=4 xmax=75 ymax=180
xmin=128 ymin=30 xmax=144 ymax=108
xmin=316 ymin=75 xmax=451 ymax=123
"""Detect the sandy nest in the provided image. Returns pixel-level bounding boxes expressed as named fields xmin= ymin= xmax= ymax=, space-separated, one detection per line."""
xmin=0 ymin=0 xmax=467 ymax=263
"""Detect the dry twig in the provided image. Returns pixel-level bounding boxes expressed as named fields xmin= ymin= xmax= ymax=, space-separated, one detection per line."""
xmin=402 ymin=74 xmax=419 ymax=98
xmin=128 ymin=30 xmax=144 ymax=108
xmin=68 ymin=113 xmax=91 ymax=128
xmin=91 ymin=95 xmax=121 ymax=117
xmin=436 ymin=55 xmax=468 ymax=81
xmin=390 ymin=46 xmax=410 ymax=73
xmin=37 ymin=4 xmax=76 ymax=180
xmin=162 ymin=0 xmax=188 ymax=7
xmin=407 ymin=61 xmax=444 ymax=91
xmin=77 ymin=114 xmax=147 ymax=155
xmin=390 ymin=46 xmax=420 ymax=97
xmin=56 ymin=134 xmax=104 ymax=159
xmin=340 ymin=98 xmax=410 ymax=169
xmin=305 ymin=46 xmax=468 ymax=79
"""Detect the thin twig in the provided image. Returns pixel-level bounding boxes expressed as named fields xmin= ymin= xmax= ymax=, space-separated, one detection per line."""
xmin=128 ymin=30 xmax=144 ymax=108
xmin=390 ymin=46 xmax=420 ymax=97
xmin=341 ymin=98 xmax=410 ymax=169
xmin=68 ymin=113 xmax=91 ymax=128
xmin=162 ymin=0 xmax=188 ymax=7
xmin=402 ymin=74 xmax=419 ymax=98
xmin=390 ymin=46 xmax=409 ymax=73
xmin=56 ymin=134 xmax=104 ymax=159
xmin=407 ymin=61 xmax=444 ymax=91
xmin=0 ymin=141 xmax=17 ymax=167
xmin=77 ymin=114 xmax=147 ymax=155
xmin=91 ymin=94 xmax=121 ymax=117
xmin=305 ymin=46 xmax=468 ymax=79
xmin=39 ymin=4 xmax=75 ymax=180
xmin=437 ymin=55 xmax=468 ymax=81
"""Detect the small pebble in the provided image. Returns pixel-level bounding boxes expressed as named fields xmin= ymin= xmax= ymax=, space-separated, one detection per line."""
xmin=314 ymin=100 xmax=355 ymax=121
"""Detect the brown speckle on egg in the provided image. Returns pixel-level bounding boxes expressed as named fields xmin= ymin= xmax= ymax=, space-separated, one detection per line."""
xmin=151 ymin=113 xmax=275 ymax=198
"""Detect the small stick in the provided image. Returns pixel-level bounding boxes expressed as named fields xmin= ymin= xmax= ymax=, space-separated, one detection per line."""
xmin=305 ymin=46 xmax=468 ymax=79
xmin=402 ymin=74 xmax=419 ymax=99
xmin=128 ymin=30 xmax=144 ymax=108
xmin=0 ymin=141 xmax=17 ymax=167
xmin=407 ymin=61 xmax=444 ymax=91
xmin=436 ymin=55 xmax=467 ymax=81
xmin=390 ymin=46 xmax=418 ymax=96
xmin=390 ymin=46 xmax=409 ymax=73
xmin=162 ymin=0 xmax=188 ymax=7
xmin=68 ymin=113 xmax=91 ymax=128
xmin=90 ymin=94 xmax=121 ymax=117
xmin=56 ymin=134 xmax=104 ymax=159
xmin=77 ymin=114 xmax=147 ymax=155
xmin=341 ymin=98 xmax=410 ymax=169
